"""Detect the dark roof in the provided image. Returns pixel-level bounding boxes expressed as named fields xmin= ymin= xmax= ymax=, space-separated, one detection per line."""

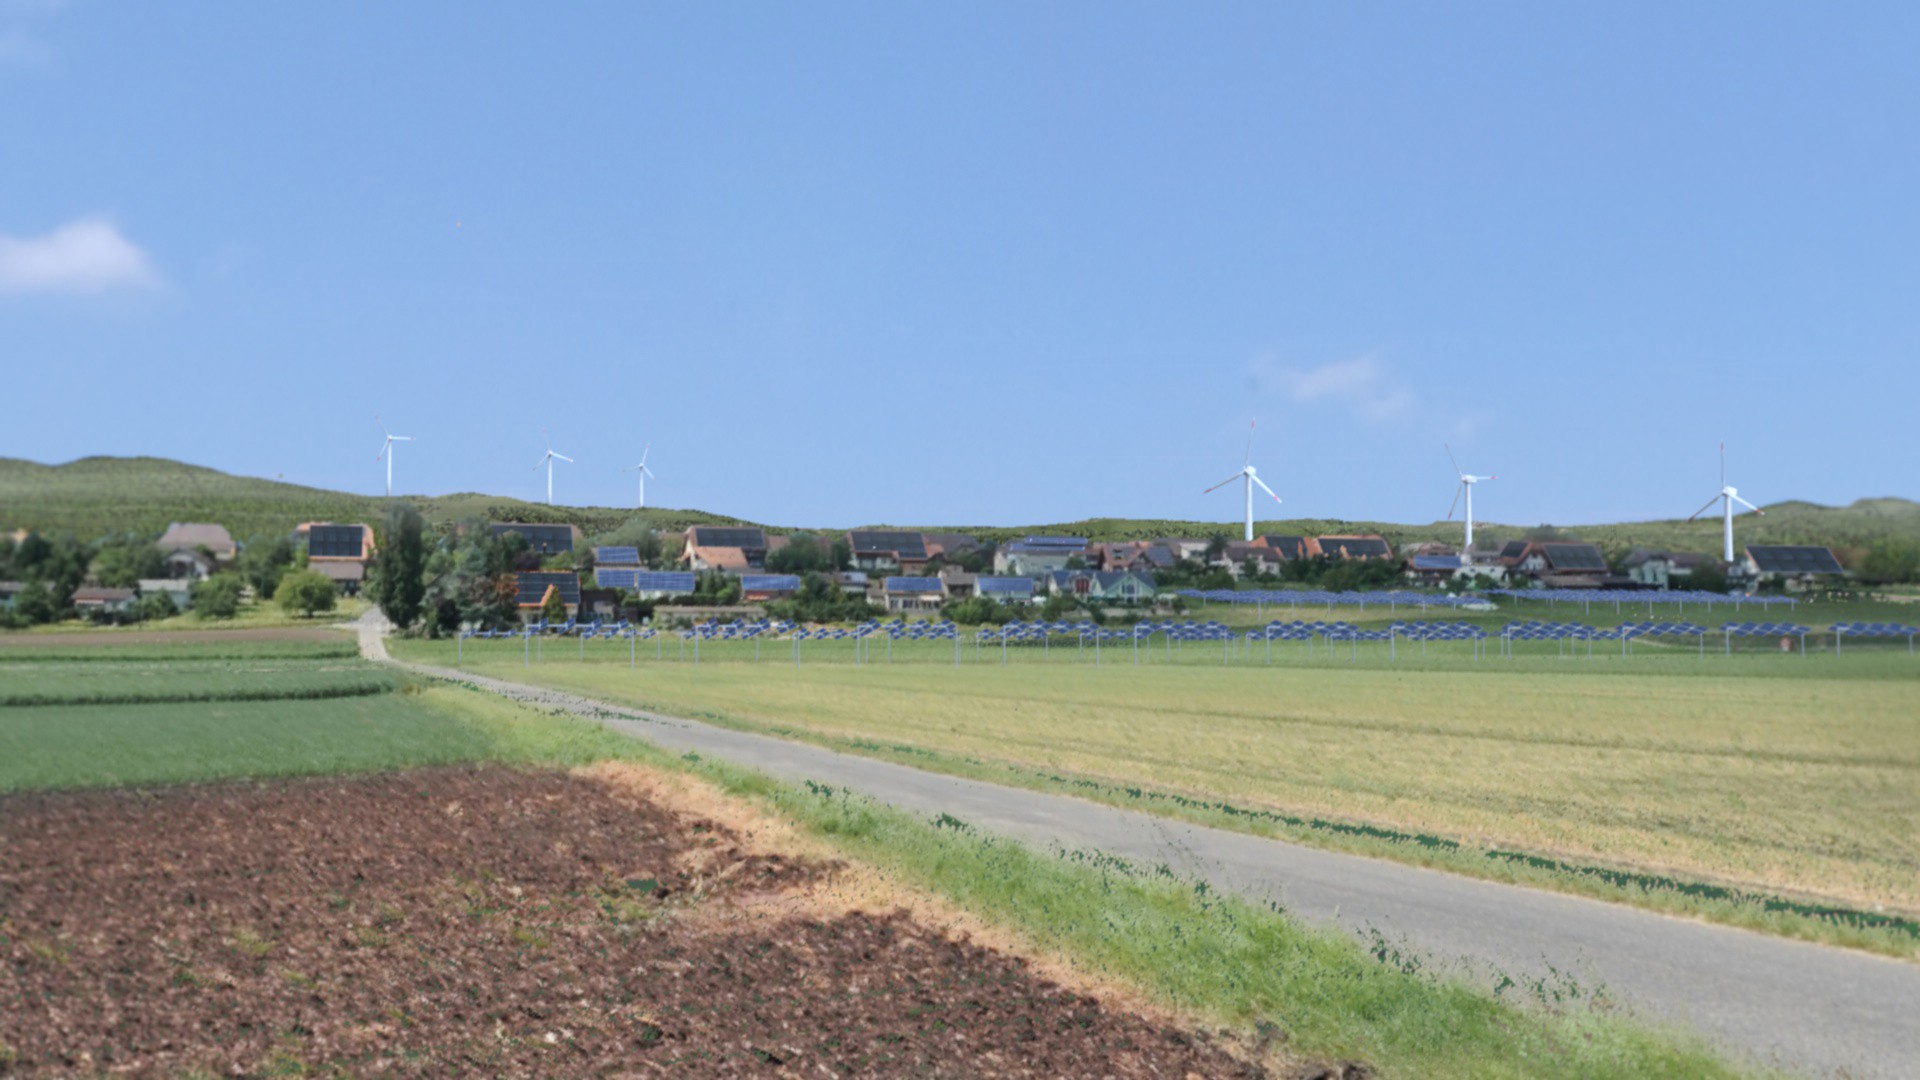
xmin=925 ymin=533 xmax=981 ymax=554
xmin=1747 ymin=545 xmax=1844 ymax=574
xmin=1259 ymin=536 xmax=1311 ymax=560
xmin=158 ymin=522 xmax=236 ymax=554
xmin=976 ymin=576 xmax=1033 ymax=596
xmin=1540 ymin=542 xmax=1607 ymax=571
xmin=688 ymin=526 xmax=767 ymax=551
xmin=72 ymin=586 xmax=136 ymax=603
xmin=493 ymin=523 xmax=576 ymax=553
xmin=1499 ymin=540 xmax=1531 ymax=560
xmin=1411 ymin=555 xmax=1464 ymax=571
xmin=305 ymin=523 xmax=372 ymax=560
xmin=1621 ymin=547 xmax=1669 ymax=569
xmin=884 ymin=576 xmax=944 ymax=593
xmin=849 ymin=531 xmax=929 ymax=560
xmin=1318 ymin=536 xmax=1393 ymax=560
xmin=514 ymin=571 xmax=580 ymax=607
xmin=594 ymin=546 xmax=641 ymax=566
xmin=1140 ymin=545 xmax=1178 ymax=569
xmin=739 ymin=574 xmax=800 ymax=592
xmin=596 ymin=569 xmax=695 ymax=593
xmin=1015 ymin=536 xmax=1088 ymax=550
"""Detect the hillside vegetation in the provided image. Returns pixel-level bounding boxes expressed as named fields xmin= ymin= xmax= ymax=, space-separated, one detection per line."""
xmin=4 ymin=456 xmax=1916 ymax=559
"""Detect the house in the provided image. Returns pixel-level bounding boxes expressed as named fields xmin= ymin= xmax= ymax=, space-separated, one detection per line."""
xmin=157 ymin=523 xmax=238 ymax=572
xmin=1255 ymin=536 xmax=1316 ymax=561
xmin=296 ymin=522 xmax=375 ymax=561
xmin=1044 ymin=570 xmax=1158 ymax=604
xmin=975 ymin=575 xmax=1036 ymax=605
xmin=924 ymin=533 xmax=983 ymax=563
xmin=514 ymin=571 xmax=581 ymax=619
xmin=847 ymin=530 xmax=930 ymax=573
xmin=162 ymin=547 xmax=218 ymax=582
xmin=1510 ymin=541 xmax=1609 ymax=587
xmin=72 ymin=586 xmax=137 ymax=616
xmin=830 ymin=571 xmax=870 ymax=597
xmin=595 ymin=568 xmax=696 ymax=600
xmin=1622 ymin=548 xmax=1691 ymax=589
xmin=883 ymin=576 xmax=945 ymax=612
xmin=994 ymin=537 xmax=1089 ymax=576
xmin=1096 ymin=541 xmax=1178 ymax=574
xmin=937 ymin=567 xmax=977 ymax=599
xmin=1223 ymin=542 xmax=1284 ymax=575
xmin=310 ymin=561 xmax=367 ymax=596
xmin=1405 ymin=554 xmax=1467 ymax=585
xmin=1317 ymin=535 xmax=1394 ymax=561
xmin=739 ymin=573 xmax=801 ymax=602
xmin=492 ymin=523 xmax=578 ymax=555
xmin=1496 ymin=540 xmax=1532 ymax=569
xmin=1740 ymin=545 xmax=1845 ymax=590
xmin=1158 ymin=538 xmax=1211 ymax=562
xmin=137 ymin=578 xmax=194 ymax=610
xmin=0 ymin=581 xmax=27 ymax=610
xmin=682 ymin=526 xmax=768 ymax=574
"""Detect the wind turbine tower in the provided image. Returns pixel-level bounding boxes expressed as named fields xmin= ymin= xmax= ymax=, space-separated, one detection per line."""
xmin=533 ymin=430 xmax=573 ymax=506
xmin=624 ymin=446 xmax=656 ymax=510
xmin=1445 ymin=444 xmax=1495 ymax=561
xmin=375 ymin=418 xmax=413 ymax=498
xmin=1688 ymin=442 xmax=1764 ymax=563
xmin=1204 ymin=421 xmax=1283 ymax=542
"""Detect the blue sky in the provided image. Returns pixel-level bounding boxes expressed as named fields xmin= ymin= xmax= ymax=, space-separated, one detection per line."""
xmin=4 ymin=3 xmax=1915 ymax=529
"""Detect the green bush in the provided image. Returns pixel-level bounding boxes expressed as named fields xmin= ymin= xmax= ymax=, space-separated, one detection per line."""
xmin=190 ymin=574 xmax=245 ymax=619
xmin=276 ymin=568 xmax=339 ymax=617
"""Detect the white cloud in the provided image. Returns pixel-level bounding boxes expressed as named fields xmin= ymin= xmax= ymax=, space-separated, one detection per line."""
xmin=0 ymin=218 xmax=161 ymax=294
xmin=1256 ymin=352 xmax=1415 ymax=421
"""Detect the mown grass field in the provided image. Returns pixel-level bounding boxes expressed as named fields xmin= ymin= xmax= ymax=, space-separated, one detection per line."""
xmin=0 ymin=633 xmax=1754 ymax=1079
xmin=397 ymin=633 xmax=1920 ymax=953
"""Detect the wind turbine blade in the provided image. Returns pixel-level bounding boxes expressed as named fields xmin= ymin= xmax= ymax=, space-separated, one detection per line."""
xmin=1720 ymin=441 xmax=1726 ymax=489
xmin=640 ymin=445 xmax=650 ymax=467
xmin=1445 ymin=442 xmax=1462 ymax=477
xmin=1244 ymin=421 xmax=1255 ymax=468
xmin=643 ymin=465 xmax=655 ymax=478
xmin=1252 ymin=475 xmax=1283 ymax=505
xmin=1202 ymin=473 xmax=1243 ymax=495
xmin=1686 ymin=495 xmax=1722 ymax=522
xmin=1446 ymin=483 xmax=1462 ymax=521
xmin=377 ymin=415 xmax=388 ymax=437
xmin=534 ymin=454 xmax=549 ymax=470
xmin=554 ymin=453 xmax=573 ymax=463
xmin=1731 ymin=495 xmax=1762 ymax=514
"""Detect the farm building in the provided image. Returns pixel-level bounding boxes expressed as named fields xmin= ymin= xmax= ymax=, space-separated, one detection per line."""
xmin=739 ymin=574 xmax=801 ymax=602
xmin=71 ymin=586 xmax=137 ymax=616
xmin=883 ymin=576 xmax=945 ymax=612
xmin=975 ymin=575 xmax=1037 ymax=605
xmin=847 ymin=530 xmax=930 ymax=572
xmin=682 ymin=526 xmax=769 ymax=574
xmin=156 ymin=523 xmax=237 ymax=575
xmin=594 ymin=568 xmax=696 ymax=600
xmin=1044 ymin=570 xmax=1157 ymax=604
xmin=994 ymin=537 xmax=1089 ymax=576
xmin=491 ymin=523 xmax=578 ymax=555
xmin=1740 ymin=545 xmax=1845 ymax=590
xmin=514 ymin=571 xmax=580 ymax=619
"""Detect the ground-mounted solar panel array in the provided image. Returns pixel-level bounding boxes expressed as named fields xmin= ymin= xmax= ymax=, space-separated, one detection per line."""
xmin=305 ymin=524 xmax=365 ymax=559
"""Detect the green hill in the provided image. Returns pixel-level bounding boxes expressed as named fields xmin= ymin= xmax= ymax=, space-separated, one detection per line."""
xmin=3 ymin=456 xmax=1915 ymax=561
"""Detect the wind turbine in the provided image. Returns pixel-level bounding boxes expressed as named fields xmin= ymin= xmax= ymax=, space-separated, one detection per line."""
xmin=623 ymin=446 xmax=656 ymax=510
xmin=1688 ymin=442 xmax=1763 ymax=563
xmin=375 ymin=417 xmax=412 ymax=498
xmin=533 ymin=430 xmax=573 ymax=506
xmin=1445 ymin=443 xmax=1495 ymax=561
xmin=1203 ymin=421 xmax=1283 ymax=542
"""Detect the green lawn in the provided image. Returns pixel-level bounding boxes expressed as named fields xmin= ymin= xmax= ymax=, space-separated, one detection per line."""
xmin=396 ymin=633 xmax=1920 ymax=954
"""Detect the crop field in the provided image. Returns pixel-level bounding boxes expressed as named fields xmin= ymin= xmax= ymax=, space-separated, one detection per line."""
xmin=0 ymin=633 xmax=1754 ymax=1077
xmin=396 ymin=632 xmax=1920 ymax=953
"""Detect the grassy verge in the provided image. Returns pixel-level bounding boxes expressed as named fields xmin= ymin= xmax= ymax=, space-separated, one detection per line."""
xmin=0 ymin=639 xmax=360 ymax=662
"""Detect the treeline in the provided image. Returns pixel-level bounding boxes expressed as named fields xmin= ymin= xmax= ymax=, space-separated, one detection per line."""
xmin=0 ymin=528 xmax=336 ymax=628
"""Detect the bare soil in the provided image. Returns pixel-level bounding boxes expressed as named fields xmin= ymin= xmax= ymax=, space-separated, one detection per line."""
xmin=0 ymin=766 xmax=1281 ymax=1077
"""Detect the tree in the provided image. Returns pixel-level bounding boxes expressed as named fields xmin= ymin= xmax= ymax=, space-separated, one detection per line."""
xmin=191 ymin=574 xmax=245 ymax=619
xmin=1861 ymin=541 xmax=1920 ymax=585
xmin=541 ymin=586 xmax=568 ymax=625
xmin=12 ymin=580 xmax=57 ymax=624
xmin=368 ymin=504 xmax=428 ymax=629
xmin=1205 ymin=533 xmax=1230 ymax=562
xmin=239 ymin=533 xmax=298 ymax=599
xmin=422 ymin=520 xmax=524 ymax=635
xmin=276 ymin=569 xmax=338 ymax=617
xmin=91 ymin=533 xmax=164 ymax=589
xmin=133 ymin=590 xmax=178 ymax=623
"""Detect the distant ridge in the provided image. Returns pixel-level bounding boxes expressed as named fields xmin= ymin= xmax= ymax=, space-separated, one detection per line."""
xmin=2 ymin=456 xmax=1915 ymax=558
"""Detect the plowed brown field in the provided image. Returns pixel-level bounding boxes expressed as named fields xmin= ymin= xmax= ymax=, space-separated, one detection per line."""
xmin=0 ymin=766 xmax=1286 ymax=1077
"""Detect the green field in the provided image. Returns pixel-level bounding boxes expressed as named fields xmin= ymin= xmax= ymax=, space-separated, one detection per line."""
xmin=395 ymin=633 xmax=1920 ymax=953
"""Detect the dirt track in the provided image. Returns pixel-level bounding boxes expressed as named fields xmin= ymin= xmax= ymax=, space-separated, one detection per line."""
xmin=0 ymin=766 xmax=1283 ymax=1078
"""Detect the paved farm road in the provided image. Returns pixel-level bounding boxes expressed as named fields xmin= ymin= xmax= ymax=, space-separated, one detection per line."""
xmin=363 ymin=619 xmax=1920 ymax=1079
